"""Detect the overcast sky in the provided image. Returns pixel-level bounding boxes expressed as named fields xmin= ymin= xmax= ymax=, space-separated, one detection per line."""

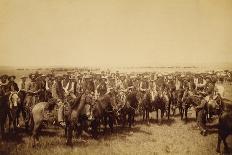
xmin=0 ymin=0 xmax=231 ymax=67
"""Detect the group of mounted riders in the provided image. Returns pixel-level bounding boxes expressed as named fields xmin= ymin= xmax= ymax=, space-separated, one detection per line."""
xmin=0 ymin=69 xmax=231 ymax=148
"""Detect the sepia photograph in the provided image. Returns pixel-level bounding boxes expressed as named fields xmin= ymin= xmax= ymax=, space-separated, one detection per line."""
xmin=0 ymin=0 xmax=232 ymax=154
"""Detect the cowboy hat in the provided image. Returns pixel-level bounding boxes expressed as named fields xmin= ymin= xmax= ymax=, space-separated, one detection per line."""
xmin=20 ymin=76 xmax=28 ymax=79
xmin=0 ymin=74 xmax=8 ymax=80
xmin=8 ymin=75 xmax=16 ymax=80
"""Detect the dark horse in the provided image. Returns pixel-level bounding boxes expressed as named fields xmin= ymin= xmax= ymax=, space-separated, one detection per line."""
xmin=152 ymin=90 xmax=170 ymax=122
xmin=0 ymin=92 xmax=21 ymax=139
xmin=90 ymin=92 xmax=117 ymax=138
xmin=0 ymin=95 xmax=8 ymax=139
xmin=7 ymin=92 xmax=21 ymax=133
xmin=181 ymin=91 xmax=201 ymax=121
xmin=139 ymin=90 xmax=152 ymax=124
xmin=120 ymin=90 xmax=139 ymax=128
xmin=216 ymin=99 xmax=232 ymax=153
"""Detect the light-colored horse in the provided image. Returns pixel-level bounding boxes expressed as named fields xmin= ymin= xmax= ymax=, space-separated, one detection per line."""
xmin=8 ymin=92 xmax=21 ymax=133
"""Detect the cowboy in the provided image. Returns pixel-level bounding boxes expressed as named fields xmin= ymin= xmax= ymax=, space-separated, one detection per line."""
xmin=115 ymin=75 xmax=127 ymax=92
xmin=81 ymin=75 xmax=95 ymax=103
xmin=17 ymin=76 xmax=28 ymax=127
xmin=126 ymin=75 xmax=134 ymax=89
xmin=0 ymin=75 xmax=10 ymax=98
xmin=155 ymin=74 xmax=166 ymax=91
xmin=7 ymin=75 xmax=19 ymax=92
xmin=75 ymin=74 xmax=83 ymax=97
xmin=68 ymin=75 xmax=77 ymax=98
xmin=36 ymin=75 xmax=46 ymax=102
xmin=140 ymin=76 xmax=150 ymax=92
xmin=203 ymin=76 xmax=215 ymax=98
xmin=62 ymin=74 xmax=71 ymax=95
xmin=97 ymin=77 xmax=107 ymax=97
xmin=24 ymin=74 xmax=39 ymax=108
xmin=107 ymin=76 xmax=116 ymax=88
xmin=167 ymin=76 xmax=176 ymax=92
xmin=19 ymin=76 xmax=28 ymax=92
xmin=46 ymin=74 xmax=55 ymax=91
xmin=52 ymin=75 xmax=66 ymax=127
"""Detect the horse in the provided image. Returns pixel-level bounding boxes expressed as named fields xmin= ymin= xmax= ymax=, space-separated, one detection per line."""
xmin=215 ymin=101 xmax=232 ymax=153
xmin=30 ymin=99 xmax=58 ymax=147
xmin=216 ymin=112 xmax=232 ymax=153
xmin=90 ymin=92 xmax=117 ymax=138
xmin=0 ymin=93 xmax=13 ymax=139
xmin=152 ymin=89 xmax=169 ymax=123
xmin=169 ymin=90 xmax=179 ymax=116
xmin=66 ymin=93 xmax=96 ymax=145
xmin=181 ymin=91 xmax=201 ymax=121
xmin=139 ymin=90 xmax=152 ymax=124
xmin=17 ymin=90 xmax=27 ymax=128
xmin=118 ymin=90 xmax=139 ymax=128
xmin=7 ymin=92 xmax=21 ymax=133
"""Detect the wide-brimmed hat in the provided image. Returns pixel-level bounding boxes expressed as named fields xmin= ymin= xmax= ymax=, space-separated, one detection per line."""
xmin=128 ymin=86 xmax=134 ymax=90
xmin=20 ymin=76 xmax=28 ymax=79
xmin=84 ymin=75 xmax=92 ymax=79
xmin=29 ymin=73 xmax=36 ymax=79
xmin=0 ymin=74 xmax=8 ymax=80
xmin=56 ymin=74 xmax=64 ymax=80
xmin=205 ymin=76 xmax=212 ymax=81
xmin=70 ymin=75 xmax=77 ymax=80
xmin=101 ymin=76 xmax=108 ymax=79
xmin=8 ymin=75 xmax=16 ymax=80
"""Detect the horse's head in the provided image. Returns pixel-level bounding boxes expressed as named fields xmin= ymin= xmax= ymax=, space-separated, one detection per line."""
xmin=9 ymin=92 xmax=20 ymax=109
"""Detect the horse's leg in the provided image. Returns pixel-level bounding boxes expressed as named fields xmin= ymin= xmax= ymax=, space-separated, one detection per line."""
xmin=161 ymin=109 xmax=164 ymax=123
xmin=185 ymin=107 xmax=188 ymax=122
xmin=132 ymin=110 xmax=135 ymax=126
xmin=32 ymin=122 xmax=40 ymax=147
xmin=142 ymin=108 xmax=145 ymax=122
xmin=216 ymin=134 xmax=222 ymax=153
xmin=179 ymin=102 xmax=183 ymax=120
xmin=147 ymin=109 xmax=150 ymax=125
xmin=122 ymin=112 xmax=126 ymax=128
xmin=167 ymin=101 xmax=170 ymax=119
xmin=222 ymin=136 xmax=229 ymax=152
xmin=7 ymin=110 xmax=12 ymax=133
xmin=103 ymin=115 xmax=107 ymax=132
xmin=13 ymin=108 xmax=18 ymax=133
xmin=156 ymin=109 xmax=158 ymax=122
xmin=128 ymin=111 xmax=132 ymax=128
xmin=91 ymin=119 xmax=99 ymax=139
xmin=66 ymin=122 xmax=73 ymax=146
xmin=108 ymin=114 xmax=114 ymax=133
xmin=16 ymin=106 xmax=20 ymax=128
xmin=0 ymin=112 xmax=7 ymax=140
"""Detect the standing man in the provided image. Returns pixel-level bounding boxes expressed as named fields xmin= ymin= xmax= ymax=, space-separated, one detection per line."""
xmin=195 ymin=93 xmax=208 ymax=136
xmin=52 ymin=75 xmax=66 ymax=127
